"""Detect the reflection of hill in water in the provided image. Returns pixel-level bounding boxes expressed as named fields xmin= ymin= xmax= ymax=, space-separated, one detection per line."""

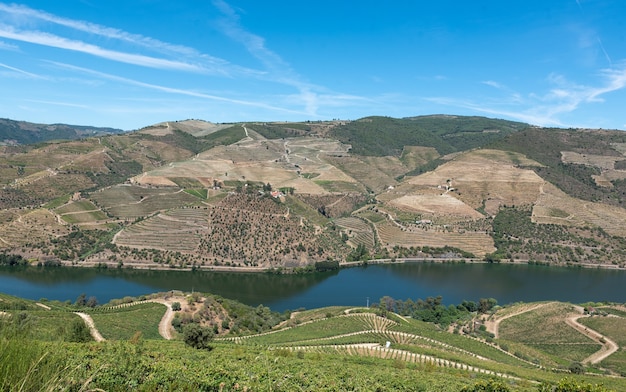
xmin=0 ymin=266 xmax=336 ymax=307
xmin=379 ymin=262 xmax=625 ymax=305
xmin=1 ymin=264 xmax=625 ymax=310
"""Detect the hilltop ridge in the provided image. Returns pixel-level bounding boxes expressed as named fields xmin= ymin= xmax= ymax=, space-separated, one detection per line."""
xmin=1 ymin=115 xmax=626 ymax=270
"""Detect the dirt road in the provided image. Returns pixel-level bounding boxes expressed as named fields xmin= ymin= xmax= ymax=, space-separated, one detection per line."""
xmin=74 ymin=312 xmax=105 ymax=342
xmin=564 ymin=307 xmax=618 ymax=364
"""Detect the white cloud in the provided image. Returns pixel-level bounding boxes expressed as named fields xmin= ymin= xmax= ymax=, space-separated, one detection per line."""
xmin=0 ymin=39 xmax=17 ymax=51
xmin=482 ymin=80 xmax=504 ymax=89
xmin=427 ymin=62 xmax=626 ymax=127
xmin=0 ymin=62 xmax=45 ymax=79
xmin=0 ymin=25 xmax=205 ymax=72
xmin=48 ymin=61 xmax=307 ymax=115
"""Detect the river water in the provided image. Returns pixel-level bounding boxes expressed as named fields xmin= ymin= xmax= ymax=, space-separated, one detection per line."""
xmin=0 ymin=262 xmax=624 ymax=311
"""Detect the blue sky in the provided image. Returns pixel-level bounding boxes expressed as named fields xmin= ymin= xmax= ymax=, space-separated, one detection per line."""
xmin=0 ymin=1 xmax=625 ymax=130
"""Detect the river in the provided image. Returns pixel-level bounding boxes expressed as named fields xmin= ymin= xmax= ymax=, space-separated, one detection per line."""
xmin=0 ymin=262 xmax=624 ymax=311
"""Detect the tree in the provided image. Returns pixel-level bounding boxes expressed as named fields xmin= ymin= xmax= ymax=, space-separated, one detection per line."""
xmin=75 ymin=293 xmax=87 ymax=307
xmin=86 ymin=296 xmax=98 ymax=308
xmin=568 ymin=361 xmax=585 ymax=374
xmin=183 ymin=323 xmax=214 ymax=350
xmin=171 ymin=302 xmax=181 ymax=311
xmin=478 ymin=298 xmax=497 ymax=313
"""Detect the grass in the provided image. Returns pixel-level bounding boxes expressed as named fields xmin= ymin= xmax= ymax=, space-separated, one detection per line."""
xmin=183 ymin=188 xmax=208 ymax=199
xmin=3 ymin=292 xmax=626 ymax=391
xmin=243 ymin=315 xmax=373 ymax=345
xmin=578 ymin=316 xmax=626 ymax=346
xmin=90 ymin=302 xmax=166 ymax=340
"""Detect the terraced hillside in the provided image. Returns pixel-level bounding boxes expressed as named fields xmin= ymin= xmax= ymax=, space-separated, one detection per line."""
xmin=3 ymin=115 xmax=626 ymax=269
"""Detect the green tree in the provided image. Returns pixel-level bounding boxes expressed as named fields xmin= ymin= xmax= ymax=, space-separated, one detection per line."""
xmin=171 ymin=302 xmax=181 ymax=311
xmin=182 ymin=323 xmax=214 ymax=350
xmin=568 ymin=361 xmax=585 ymax=374
xmin=75 ymin=293 xmax=87 ymax=307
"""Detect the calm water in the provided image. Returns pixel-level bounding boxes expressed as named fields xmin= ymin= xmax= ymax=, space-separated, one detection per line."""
xmin=0 ymin=263 xmax=625 ymax=311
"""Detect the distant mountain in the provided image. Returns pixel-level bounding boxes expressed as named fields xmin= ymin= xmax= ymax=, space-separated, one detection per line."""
xmin=0 ymin=118 xmax=125 ymax=145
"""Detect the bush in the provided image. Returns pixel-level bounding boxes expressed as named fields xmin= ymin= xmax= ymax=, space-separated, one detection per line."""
xmin=182 ymin=323 xmax=214 ymax=350
xmin=568 ymin=361 xmax=585 ymax=374
xmin=538 ymin=377 xmax=612 ymax=392
xmin=460 ymin=378 xmax=511 ymax=391
xmin=67 ymin=319 xmax=92 ymax=343
xmin=171 ymin=302 xmax=181 ymax=311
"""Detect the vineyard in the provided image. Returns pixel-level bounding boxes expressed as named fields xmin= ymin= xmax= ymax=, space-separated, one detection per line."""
xmin=2 ymin=291 xmax=626 ymax=391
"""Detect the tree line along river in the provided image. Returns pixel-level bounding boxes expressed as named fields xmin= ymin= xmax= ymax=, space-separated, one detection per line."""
xmin=1 ymin=262 xmax=625 ymax=311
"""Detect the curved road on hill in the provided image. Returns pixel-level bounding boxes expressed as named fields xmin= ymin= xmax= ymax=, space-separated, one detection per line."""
xmin=75 ymin=312 xmax=105 ymax=342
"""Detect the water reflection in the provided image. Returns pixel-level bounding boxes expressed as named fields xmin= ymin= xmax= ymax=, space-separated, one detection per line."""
xmin=0 ymin=263 xmax=624 ymax=311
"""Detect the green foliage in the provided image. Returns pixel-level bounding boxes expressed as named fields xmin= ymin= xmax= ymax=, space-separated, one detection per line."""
xmin=67 ymin=318 xmax=93 ymax=342
xmin=182 ymin=323 xmax=214 ymax=350
xmin=330 ymin=115 xmax=527 ymax=157
xmin=489 ymin=206 xmax=626 ymax=265
xmin=568 ymin=361 xmax=585 ymax=374
xmin=248 ymin=123 xmax=311 ymax=139
xmin=537 ymin=378 xmax=614 ymax=392
xmin=314 ymin=259 xmax=340 ymax=272
xmin=172 ymin=301 xmax=181 ymax=311
xmin=346 ymin=243 xmax=369 ymax=261
xmin=90 ymin=302 xmax=166 ymax=340
xmin=50 ymin=226 xmax=120 ymax=260
xmin=460 ymin=378 xmax=511 ymax=391
xmin=489 ymin=127 xmax=626 ymax=206
xmin=0 ymin=253 xmax=27 ymax=266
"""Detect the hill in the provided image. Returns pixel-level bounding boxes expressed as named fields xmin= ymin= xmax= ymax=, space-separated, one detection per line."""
xmin=2 ymin=115 xmax=626 ymax=269
xmin=0 ymin=118 xmax=124 ymax=145
xmin=0 ymin=292 xmax=623 ymax=391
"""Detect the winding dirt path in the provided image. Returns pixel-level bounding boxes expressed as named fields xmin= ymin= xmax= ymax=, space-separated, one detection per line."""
xmin=74 ymin=312 xmax=105 ymax=342
xmin=151 ymin=299 xmax=175 ymax=340
xmin=564 ymin=307 xmax=619 ymax=365
xmin=485 ymin=302 xmax=553 ymax=338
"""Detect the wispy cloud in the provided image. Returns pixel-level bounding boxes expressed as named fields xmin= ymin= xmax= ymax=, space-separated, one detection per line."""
xmin=482 ymin=80 xmax=504 ymax=89
xmin=0 ymin=25 xmax=206 ymax=72
xmin=0 ymin=2 xmax=260 ymax=77
xmin=428 ymin=62 xmax=626 ymax=127
xmin=0 ymin=39 xmax=18 ymax=51
xmin=212 ymin=0 xmax=322 ymax=115
xmin=48 ymin=61 xmax=308 ymax=115
xmin=24 ymin=99 xmax=89 ymax=109
xmin=0 ymin=62 xmax=45 ymax=79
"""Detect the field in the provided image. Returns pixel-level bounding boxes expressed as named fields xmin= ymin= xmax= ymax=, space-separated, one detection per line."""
xmin=2 ymin=292 xmax=626 ymax=391
xmin=89 ymin=302 xmax=166 ymax=340
xmin=498 ymin=302 xmax=601 ymax=366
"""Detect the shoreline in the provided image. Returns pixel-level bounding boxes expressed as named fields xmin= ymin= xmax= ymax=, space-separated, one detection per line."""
xmin=44 ymin=256 xmax=626 ymax=274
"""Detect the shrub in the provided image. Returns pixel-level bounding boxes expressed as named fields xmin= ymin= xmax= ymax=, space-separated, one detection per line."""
xmin=568 ymin=361 xmax=585 ymax=374
xmin=171 ymin=302 xmax=181 ymax=311
xmin=460 ymin=378 xmax=511 ymax=391
xmin=182 ymin=323 xmax=214 ymax=350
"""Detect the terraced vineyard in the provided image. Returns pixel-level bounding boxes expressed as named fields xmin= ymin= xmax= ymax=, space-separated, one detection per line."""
xmin=376 ymin=221 xmax=495 ymax=257
xmin=334 ymin=216 xmax=376 ymax=248
xmin=91 ymin=185 xmax=204 ymax=219
xmin=114 ymin=208 xmax=209 ymax=253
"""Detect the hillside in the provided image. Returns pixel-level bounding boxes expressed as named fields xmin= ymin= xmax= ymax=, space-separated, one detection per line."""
xmin=0 ymin=118 xmax=124 ymax=145
xmin=2 ymin=115 xmax=626 ymax=269
xmin=0 ymin=292 xmax=623 ymax=391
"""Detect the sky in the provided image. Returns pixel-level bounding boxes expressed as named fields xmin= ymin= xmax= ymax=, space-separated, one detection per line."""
xmin=0 ymin=1 xmax=625 ymax=130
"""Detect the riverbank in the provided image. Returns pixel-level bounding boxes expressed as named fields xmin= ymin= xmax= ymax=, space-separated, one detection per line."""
xmin=59 ymin=255 xmax=626 ymax=274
